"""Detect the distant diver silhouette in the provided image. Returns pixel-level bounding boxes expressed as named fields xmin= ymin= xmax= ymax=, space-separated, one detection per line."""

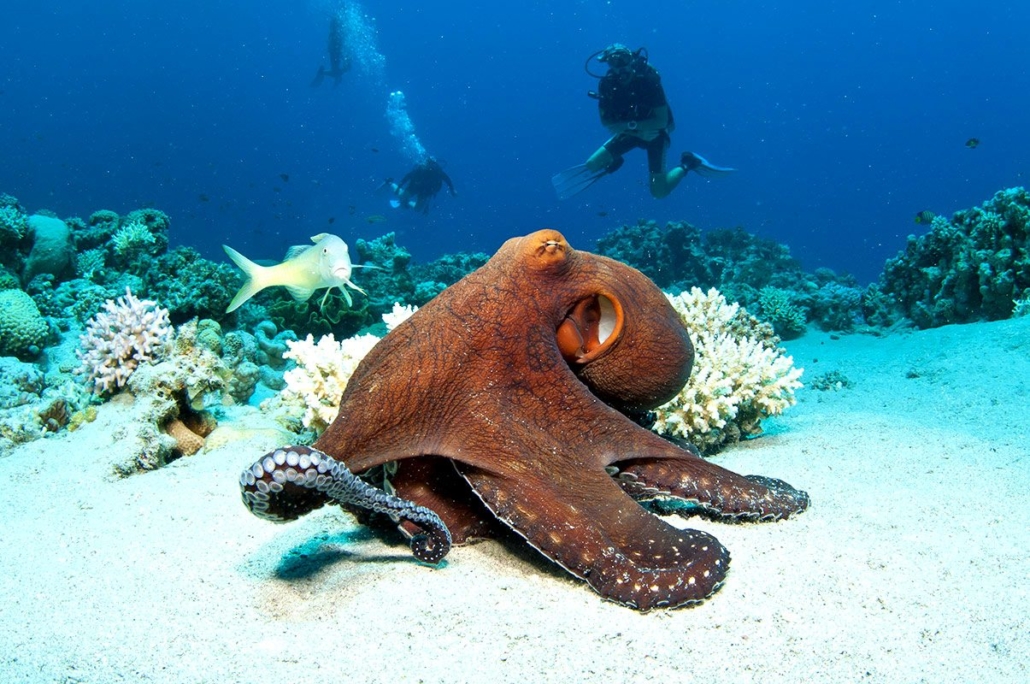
xmin=382 ymin=157 xmax=456 ymax=214
xmin=312 ymin=13 xmax=351 ymax=87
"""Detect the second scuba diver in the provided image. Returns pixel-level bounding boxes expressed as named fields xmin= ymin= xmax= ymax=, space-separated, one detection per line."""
xmin=553 ymin=44 xmax=735 ymax=200
xmin=384 ymin=157 xmax=457 ymax=214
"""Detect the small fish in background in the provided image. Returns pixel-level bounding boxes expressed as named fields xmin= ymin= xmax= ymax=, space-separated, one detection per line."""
xmin=914 ymin=210 xmax=936 ymax=224
xmin=965 ymin=138 xmax=980 ymax=149
xmin=365 ymin=214 xmax=387 ymax=224
xmin=223 ymin=233 xmax=367 ymax=313
xmin=280 ymin=173 xmax=290 ymax=183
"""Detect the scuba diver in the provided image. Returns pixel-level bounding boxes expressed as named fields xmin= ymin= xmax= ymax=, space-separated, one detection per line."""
xmin=311 ymin=13 xmax=350 ymax=87
xmin=552 ymin=44 xmax=735 ymax=200
xmin=383 ymin=157 xmax=457 ymax=214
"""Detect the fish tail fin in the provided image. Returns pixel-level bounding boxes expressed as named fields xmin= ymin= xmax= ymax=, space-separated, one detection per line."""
xmin=223 ymin=245 xmax=270 ymax=313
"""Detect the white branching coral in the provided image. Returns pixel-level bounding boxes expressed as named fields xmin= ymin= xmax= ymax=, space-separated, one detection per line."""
xmin=382 ymin=302 xmax=418 ymax=331
xmin=279 ymin=303 xmax=416 ymax=431
xmin=75 ymin=288 xmax=173 ymax=395
xmin=652 ymin=287 xmax=804 ymax=453
xmin=280 ymin=332 xmax=381 ymax=431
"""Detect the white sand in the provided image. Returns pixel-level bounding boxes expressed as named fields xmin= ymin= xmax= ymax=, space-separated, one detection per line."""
xmin=1 ymin=317 xmax=1028 ymax=683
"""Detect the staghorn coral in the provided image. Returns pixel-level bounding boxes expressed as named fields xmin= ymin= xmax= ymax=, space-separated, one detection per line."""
xmin=75 ymin=287 xmax=173 ymax=395
xmin=651 ymin=287 xmax=804 ymax=454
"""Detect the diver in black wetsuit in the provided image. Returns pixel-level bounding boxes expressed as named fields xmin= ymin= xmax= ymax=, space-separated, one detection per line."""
xmin=385 ymin=158 xmax=457 ymax=214
xmin=552 ymin=44 xmax=735 ymax=200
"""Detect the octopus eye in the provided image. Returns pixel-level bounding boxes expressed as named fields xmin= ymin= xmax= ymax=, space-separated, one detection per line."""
xmin=557 ymin=294 xmax=623 ymax=363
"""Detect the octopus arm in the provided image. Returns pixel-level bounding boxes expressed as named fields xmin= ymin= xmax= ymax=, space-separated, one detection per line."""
xmin=457 ymin=465 xmax=729 ymax=610
xmin=614 ymin=457 xmax=810 ymax=521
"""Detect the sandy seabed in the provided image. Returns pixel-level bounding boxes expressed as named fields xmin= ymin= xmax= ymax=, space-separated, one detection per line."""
xmin=1 ymin=317 xmax=1028 ymax=683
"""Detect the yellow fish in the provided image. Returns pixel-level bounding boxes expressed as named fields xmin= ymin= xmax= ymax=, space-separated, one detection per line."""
xmin=223 ymin=233 xmax=366 ymax=313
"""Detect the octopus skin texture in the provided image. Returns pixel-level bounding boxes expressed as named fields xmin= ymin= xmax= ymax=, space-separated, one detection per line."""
xmin=240 ymin=229 xmax=809 ymax=611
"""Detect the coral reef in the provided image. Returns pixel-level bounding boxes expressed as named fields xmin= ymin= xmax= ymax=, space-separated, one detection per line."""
xmin=0 ymin=195 xmax=27 ymax=245
xmin=409 ymin=251 xmax=490 ymax=305
xmin=0 ymin=357 xmax=45 ymax=410
xmin=757 ymin=286 xmax=808 ymax=339
xmin=876 ymin=187 xmax=1030 ymax=328
xmin=76 ymin=248 xmax=106 ymax=281
xmin=0 ymin=353 xmax=94 ymax=455
xmin=271 ymin=303 xmax=415 ymax=433
xmin=803 ymin=271 xmax=865 ymax=332
xmin=1013 ymin=293 xmax=1030 ymax=318
xmin=109 ymin=318 xmax=225 ymax=474
xmin=595 ymin=219 xmax=806 ymax=300
xmin=278 ymin=332 xmax=381 ymax=433
xmin=142 ymin=247 xmax=239 ymax=324
xmin=593 ymin=219 xmax=852 ymax=336
xmin=22 ymin=215 xmax=76 ymax=285
xmin=352 ymin=232 xmax=416 ymax=312
xmin=78 ymin=209 xmax=122 ymax=251
xmin=75 ymin=288 xmax=173 ymax=395
xmin=0 ymin=289 xmax=50 ymax=359
xmin=266 ymin=289 xmax=373 ymax=341
xmin=650 ymin=288 xmax=804 ymax=454
xmin=111 ymin=219 xmax=156 ymax=257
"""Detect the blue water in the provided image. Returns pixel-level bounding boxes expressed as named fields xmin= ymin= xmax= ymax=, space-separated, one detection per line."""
xmin=2 ymin=1 xmax=1027 ymax=284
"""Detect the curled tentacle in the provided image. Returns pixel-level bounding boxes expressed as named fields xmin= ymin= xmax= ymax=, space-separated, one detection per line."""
xmin=239 ymin=446 xmax=451 ymax=564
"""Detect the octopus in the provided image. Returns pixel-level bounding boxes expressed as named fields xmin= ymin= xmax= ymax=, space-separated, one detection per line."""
xmin=240 ymin=229 xmax=809 ymax=610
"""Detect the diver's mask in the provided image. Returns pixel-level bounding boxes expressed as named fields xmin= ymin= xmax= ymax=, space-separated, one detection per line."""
xmin=598 ymin=44 xmax=634 ymax=70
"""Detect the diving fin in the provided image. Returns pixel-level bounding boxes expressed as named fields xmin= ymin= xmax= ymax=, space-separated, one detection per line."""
xmin=551 ymin=163 xmax=607 ymax=200
xmin=681 ymin=152 xmax=736 ymax=177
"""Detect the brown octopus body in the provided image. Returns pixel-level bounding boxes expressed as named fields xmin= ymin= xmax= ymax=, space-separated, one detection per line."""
xmin=241 ymin=229 xmax=808 ymax=610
